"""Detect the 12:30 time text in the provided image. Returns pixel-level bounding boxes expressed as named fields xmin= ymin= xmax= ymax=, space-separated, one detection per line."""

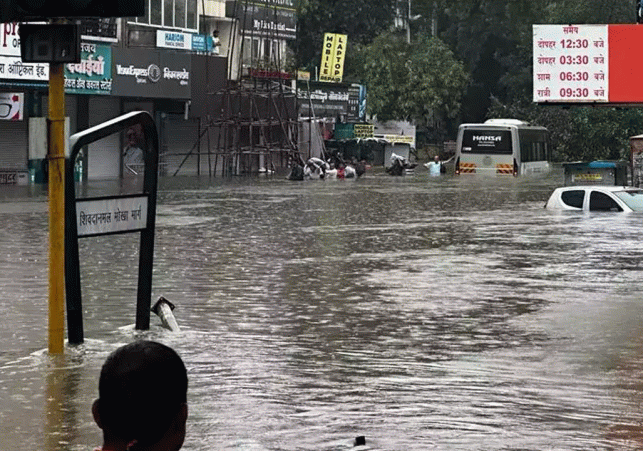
xmin=560 ymin=39 xmax=589 ymax=49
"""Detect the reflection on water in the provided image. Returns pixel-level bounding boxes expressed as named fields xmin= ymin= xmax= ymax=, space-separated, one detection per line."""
xmin=4 ymin=170 xmax=643 ymax=450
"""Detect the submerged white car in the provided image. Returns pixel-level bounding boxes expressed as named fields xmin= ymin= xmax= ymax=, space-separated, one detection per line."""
xmin=545 ymin=186 xmax=643 ymax=212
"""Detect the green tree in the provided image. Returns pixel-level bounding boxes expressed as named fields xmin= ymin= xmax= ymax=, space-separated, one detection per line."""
xmin=432 ymin=0 xmax=641 ymax=160
xmin=418 ymin=0 xmax=633 ymax=124
xmin=563 ymin=108 xmax=643 ymax=161
xmin=358 ymin=32 xmax=468 ymax=127
xmin=429 ymin=0 xmax=548 ymax=123
xmin=488 ymin=97 xmax=643 ymax=162
xmin=542 ymin=0 xmax=632 ymax=24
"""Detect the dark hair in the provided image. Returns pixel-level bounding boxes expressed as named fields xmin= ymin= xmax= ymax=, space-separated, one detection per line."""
xmin=97 ymin=340 xmax=188 ymax=447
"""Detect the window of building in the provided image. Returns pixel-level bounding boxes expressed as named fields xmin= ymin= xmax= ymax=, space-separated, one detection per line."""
xmin=243 ymin=37 xmax=261 ymax=65
xmin=134 ymin=0 xmax=198 ymax=31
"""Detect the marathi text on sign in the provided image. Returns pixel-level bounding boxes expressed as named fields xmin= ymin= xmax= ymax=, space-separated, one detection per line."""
xmin=76 ymin=196 xmax=148 ymax=237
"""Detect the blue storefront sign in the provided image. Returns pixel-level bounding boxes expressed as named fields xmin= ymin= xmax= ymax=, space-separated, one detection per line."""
xmin=191 ymin=34 xmax=208 ymax=52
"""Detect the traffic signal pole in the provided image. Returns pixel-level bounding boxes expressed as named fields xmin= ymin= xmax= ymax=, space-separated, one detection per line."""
xmin=4 ymin=0 xmax=145 ymax=356
xmin=48 ymin=62 xmax=65 ymax=354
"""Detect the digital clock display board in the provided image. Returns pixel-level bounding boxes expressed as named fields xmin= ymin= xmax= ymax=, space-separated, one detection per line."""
xmin=533 ymin=24 xmax=643 ymax=104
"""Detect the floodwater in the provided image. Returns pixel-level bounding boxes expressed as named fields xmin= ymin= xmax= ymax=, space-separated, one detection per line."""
xmin=3 ymin=169 xmax=643 ymax=451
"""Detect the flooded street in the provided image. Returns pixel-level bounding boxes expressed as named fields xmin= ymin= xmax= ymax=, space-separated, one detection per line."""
xmin=3 ymin=169 xmax=643 ymax=451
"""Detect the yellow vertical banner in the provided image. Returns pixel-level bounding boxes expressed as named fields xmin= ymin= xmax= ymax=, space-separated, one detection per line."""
xmin=319 ymin=33 xmax=347 ymax=83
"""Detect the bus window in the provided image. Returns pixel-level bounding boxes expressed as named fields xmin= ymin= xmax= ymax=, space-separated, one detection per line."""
xmin=519 ymin=130 xmax=549 ymax=163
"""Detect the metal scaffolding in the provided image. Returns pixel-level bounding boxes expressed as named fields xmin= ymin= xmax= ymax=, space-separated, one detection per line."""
xmin=173 ymin=0 xmax=302 ymax=176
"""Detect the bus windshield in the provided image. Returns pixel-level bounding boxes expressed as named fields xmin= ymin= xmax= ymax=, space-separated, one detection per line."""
xmin=461 ymin=130 xmax=512 ymax=154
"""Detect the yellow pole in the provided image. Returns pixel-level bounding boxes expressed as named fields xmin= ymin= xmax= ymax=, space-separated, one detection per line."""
xmin=48 ymin=62 xmax=65 ymax=354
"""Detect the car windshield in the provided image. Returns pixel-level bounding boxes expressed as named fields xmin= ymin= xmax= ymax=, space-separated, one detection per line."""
xmin=613 ymin=190 xmax=643 ymax=211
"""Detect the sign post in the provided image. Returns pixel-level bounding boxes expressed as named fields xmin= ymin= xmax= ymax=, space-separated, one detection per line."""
xmin=65 ymin=111 xmax=159 ymax=344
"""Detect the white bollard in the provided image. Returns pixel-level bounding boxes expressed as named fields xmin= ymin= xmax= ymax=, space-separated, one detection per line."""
xmin=151 ymin=297 xmax=180 ymax=332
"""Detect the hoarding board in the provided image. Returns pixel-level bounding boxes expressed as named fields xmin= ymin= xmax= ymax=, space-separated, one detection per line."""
xmin=65 ymin=43 xmax=112 ymax=95
xmin=225 ymin=0 xmax=296 ymax=40
xmin=297 ymin=82 xmax=349 ymax=118
xmin=534 ymin=24 xmax=643 ymax=104
xmin=319 ymin=33 xmax=347 ymax=83
xmin=533 ymin=25 xmax=607 ymax=103
xmin=112 ymin=48 xmax=191 ymax=99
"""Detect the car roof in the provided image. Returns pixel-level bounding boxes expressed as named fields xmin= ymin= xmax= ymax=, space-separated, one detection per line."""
xmin=554 ymin=185 xmax=643 ymax=192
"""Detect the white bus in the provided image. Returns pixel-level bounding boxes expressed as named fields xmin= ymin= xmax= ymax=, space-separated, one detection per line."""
xmin=454 ymin=119 xmax=551 ymax=176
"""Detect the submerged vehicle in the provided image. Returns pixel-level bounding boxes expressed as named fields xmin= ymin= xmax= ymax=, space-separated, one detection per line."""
xmin=545 ymin=186 xmax=643 ymax=212
xmin=455 ymin=119 xmax=551 ymax=176
xmin=386 ymin=152 xmax=417 ymax=176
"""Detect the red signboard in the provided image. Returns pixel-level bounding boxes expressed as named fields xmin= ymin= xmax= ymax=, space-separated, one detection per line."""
xmin=608 ymin=25 xmax=643 ymax=103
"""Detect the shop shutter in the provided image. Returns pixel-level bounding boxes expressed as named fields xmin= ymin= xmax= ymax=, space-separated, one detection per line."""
xmin=0 ymin=119 xmax=28 ymax=170
xmin=163 ymin=114 xmax=201 ymax=176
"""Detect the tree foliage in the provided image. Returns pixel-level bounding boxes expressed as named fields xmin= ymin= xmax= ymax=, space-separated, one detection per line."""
xmin=294 ymin=0 xmax=643 ymax=161
xmin=357 ymin=32 xmax=468 ymax=126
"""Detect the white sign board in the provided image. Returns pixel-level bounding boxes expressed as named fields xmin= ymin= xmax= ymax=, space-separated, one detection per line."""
xmin=156 ymin=30 xmax=191 ymax=50
xmin=533 ymin=24 xmax=608 ymax=103
xmin=76 ymin=196 xmax=148 ymax=237
xmin=0 ymin=23 xmax=50 ymax=81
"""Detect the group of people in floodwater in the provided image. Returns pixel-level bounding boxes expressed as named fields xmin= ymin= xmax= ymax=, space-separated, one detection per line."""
xmin=386 ymin=153 xmax=449 ymax=176
xmin=288 ymin=153 xmax=452 ymax=180
xmin=288 ymin=156 xmax=367 ymax=180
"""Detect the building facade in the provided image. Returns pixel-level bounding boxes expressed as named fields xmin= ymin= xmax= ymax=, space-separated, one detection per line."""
xmin=0 ymin=0 xmax=299 ymax=185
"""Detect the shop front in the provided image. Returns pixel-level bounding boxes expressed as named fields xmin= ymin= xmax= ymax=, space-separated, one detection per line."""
xmin=0 ymin=22 xmax=48 ymax=185
xmin=112 ymin=48 xmax=194 ymax=176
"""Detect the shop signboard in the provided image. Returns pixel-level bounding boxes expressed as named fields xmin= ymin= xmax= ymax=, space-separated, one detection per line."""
xmin=225 ymin=0 xmax=296 ymax=40
xmin=319 ymin=33 xmax=347 ymax=83
xmin=65 ymin=43 xmax=112 ymax=95
xmin=298 ymin=81 xmax=349 ymax=118
xmin=191 ymin=34 xmax=216 ymax=53
xmin=157 ymin=30 xmax=191 ymax=50
xmin=191 ymin=34 xmax=207 ymax=52
xmin=0 ymin=22 xmax=48 ymax=83
xmin=354 ymin=124 xmax=374 ymax=139
xmin=347 ymin=84 xmax=365 ymax=121
xmin=113 ymin=48 xmax=191 ymax=99
xmin=0 ymin=92 xmax=23 ymax=120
